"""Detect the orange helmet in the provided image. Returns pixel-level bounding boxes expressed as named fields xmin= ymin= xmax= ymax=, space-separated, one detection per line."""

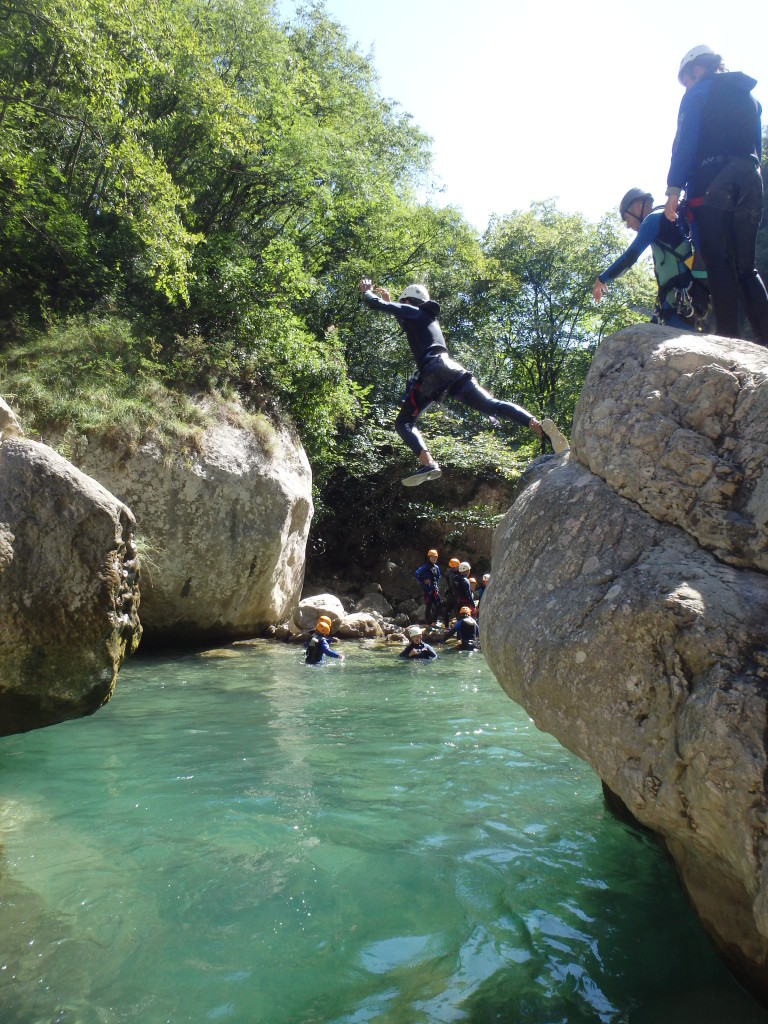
xmin=315 ymin=620 xmax=330 ymax=635
xmin=428 ymin=549 xmax=438 ymax=558
xmin=459 ymin=606 xmax=472 ymax=616
xmin=448 ymin=558 xmax=460 ymax=569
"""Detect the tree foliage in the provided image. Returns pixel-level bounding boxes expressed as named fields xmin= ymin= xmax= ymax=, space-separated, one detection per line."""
xmin=453 ymin=201 xmax=655 ymax=427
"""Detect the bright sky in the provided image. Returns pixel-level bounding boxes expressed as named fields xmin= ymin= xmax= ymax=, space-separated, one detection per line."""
xmin=281 ymin=0 xmax=768 ymax=230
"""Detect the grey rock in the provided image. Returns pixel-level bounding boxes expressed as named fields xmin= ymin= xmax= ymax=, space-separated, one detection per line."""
xmin=49 ymin=406 xmax=312 ymax=642
xmin=0 ymin=438 xmax=141 ymax=734
xmin=294 ymin=594 xmax=345 ymax=630
xmin=481 ymin=327 xmax=768 ymax=1001
xmin=572 ymin=327 xmax=768 ymax=571
xmin=337 ymin=612 xmax=384 ymax=639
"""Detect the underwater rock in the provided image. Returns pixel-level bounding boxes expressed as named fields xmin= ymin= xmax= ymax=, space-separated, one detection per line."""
xmin=0 ymin=437 xmax=141 ymax=734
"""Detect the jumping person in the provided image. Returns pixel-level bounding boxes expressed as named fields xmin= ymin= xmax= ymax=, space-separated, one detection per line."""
xmin=358 ymin=278 xmax=569 ymax=486
xmin=592 ymin=189 xmax=709 ymax=330
xmin=414 ymin=548 xmax=442 ymax=626
xmin=664 ymin=45 xmax=768 ymax=344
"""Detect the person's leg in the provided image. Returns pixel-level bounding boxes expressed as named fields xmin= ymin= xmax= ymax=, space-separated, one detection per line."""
xmin=394 ymin=383 xmax=434 ymax=459
xmin=394 ymin=382 xmax=443 ymax=484
xmin=693 ymin=206 xmax=741 ymax=339
xmin=732 ymin=214 xmax=768 ymax=345
xmin=450 ymin=375 xmax=534 ymax=428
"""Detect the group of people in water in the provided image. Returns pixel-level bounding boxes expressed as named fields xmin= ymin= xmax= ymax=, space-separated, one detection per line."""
xmin=305 ymin=549 xmax=486 ymax=664
xmin=358 ymin=44 xmax=767 ymax=489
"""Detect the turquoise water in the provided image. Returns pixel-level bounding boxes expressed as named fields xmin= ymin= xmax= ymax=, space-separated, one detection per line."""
xmin=1 ymin=642 xmax=766 ymax=1024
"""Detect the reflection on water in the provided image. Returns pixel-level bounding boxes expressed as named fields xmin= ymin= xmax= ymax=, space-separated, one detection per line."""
xmin=0 ymin=642 xmax=765 ymax=1023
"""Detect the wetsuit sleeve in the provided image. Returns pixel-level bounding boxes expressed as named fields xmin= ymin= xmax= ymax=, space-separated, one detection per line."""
xmin=362 ymin=290 xmax=422 ymax=320
xmin=414 ymin=564 xmax=430 ymax=591
xmin=322 ymin=637 xmax=340 ymax=659
xmin=667 ymin=85 xmax=707 ymax=192
xmin=423 ymin=643 xmax=438 ymax=659
xmin=598 ymin=215 xmax=659 ymax=284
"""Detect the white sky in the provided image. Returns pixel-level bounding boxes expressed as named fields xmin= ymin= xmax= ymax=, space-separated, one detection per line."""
xmin=281 ymin=0 xmax=768 ymax=230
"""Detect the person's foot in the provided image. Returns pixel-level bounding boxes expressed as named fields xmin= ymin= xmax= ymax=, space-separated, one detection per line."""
xmin=541 ymin=418 xmax=570 ymax=454
xmin=402 ymin=463 xmax=442 ymax=486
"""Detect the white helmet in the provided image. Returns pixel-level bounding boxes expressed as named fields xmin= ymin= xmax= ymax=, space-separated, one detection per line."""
xmin=678 ymin=44 xmax=715 ymax=83
xmin=458 ymin=561 xmax=471 ymax=573
xmin=407 ymin=624 xmax=424 ymax=638
xmin=398 ymin=283 xmax=430 ymax=304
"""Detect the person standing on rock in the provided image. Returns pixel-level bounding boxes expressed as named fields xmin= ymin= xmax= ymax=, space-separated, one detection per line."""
xmin=664 ymin=45 xmax=768 ymax=344
xmin=358 ymin=277 xmax=569 ymax=486
xmin=414 ymin=548 xmax=442 ymax=626
xmin=455 ymin=561 xmax=476 ymax=614
xmin=592 ymin=188 xmax=710 ymax=331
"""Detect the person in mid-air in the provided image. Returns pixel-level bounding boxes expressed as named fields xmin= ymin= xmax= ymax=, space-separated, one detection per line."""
xmin=358 ymin=277 xmax=569 ymax=486
xmin=305 ymin=618 xmax=344 ymax=665
xmin=443 ymin=606 xmax=479 ymax=651
xmin=414 ymin=548 xmax=442 ymax=626
xmin=592 ymin=188 xmax=709 ymax=331
xmin=399 ymin=624 xmax=438 ymax=660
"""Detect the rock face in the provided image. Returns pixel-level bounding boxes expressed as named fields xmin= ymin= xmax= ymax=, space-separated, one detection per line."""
xmin=0 ymin=437 xmax=141 ymax=735
xmin=480 ymin=326 xmax=768 ymax=1002
xmin=60 ymin=414 xmax=313 ymax=643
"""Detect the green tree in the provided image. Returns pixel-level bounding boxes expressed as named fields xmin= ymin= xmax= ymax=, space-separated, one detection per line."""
xmin=455 ymin=201 xmax=655 ymax=429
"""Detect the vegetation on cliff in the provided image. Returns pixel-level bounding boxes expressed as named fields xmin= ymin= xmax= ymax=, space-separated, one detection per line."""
xmin=3 ymin=0 xmax=766 ymax=564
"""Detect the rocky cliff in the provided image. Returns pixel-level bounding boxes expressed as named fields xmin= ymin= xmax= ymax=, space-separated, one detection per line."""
xmin=480 ymin=325 xmax=768 ymax=1002
xmin=0 ymin=436 xmax=141 ymax=734
xmin=54 ymin=405 xmax=313 ymax=643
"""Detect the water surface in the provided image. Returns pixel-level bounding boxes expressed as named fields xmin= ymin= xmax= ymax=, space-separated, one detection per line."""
xmin=1 ymin=642 xmax=765 ymax=1023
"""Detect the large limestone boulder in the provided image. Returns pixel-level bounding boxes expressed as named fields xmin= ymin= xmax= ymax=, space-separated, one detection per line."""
xmin=0 ymin=437 xmax=141 ymax=735
xmin=57 ymin=411 xmax=312 ymax=643
xmin=480 ymin=327 xmax=768 ymax=1002
xmin=572 ymin=326 xmax=768 ymax=570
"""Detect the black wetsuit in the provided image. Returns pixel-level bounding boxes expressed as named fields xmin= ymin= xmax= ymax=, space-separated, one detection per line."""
xmin=455 ymin=575 xmax=475 ymax=613
xmin=400 ymin=640 xmax=438 ymax=660
xmin=446 ymin=616 xmax=479 ymax=650
xmin=668 ymin=71 xmax=768 ymax=343
xmin=362 ymin=291 xmax=535 ymax=456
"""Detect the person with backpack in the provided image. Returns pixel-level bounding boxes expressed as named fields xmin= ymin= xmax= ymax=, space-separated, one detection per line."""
xmin=592 ymin=189 xmax=709 ymax=330
xmin=358 ymin=277 xmax=569 ymax=487
xmin=664 ymin=45 xmax=768 ymax=345
xmin=442 ymin=606 xmax=480 ymax=651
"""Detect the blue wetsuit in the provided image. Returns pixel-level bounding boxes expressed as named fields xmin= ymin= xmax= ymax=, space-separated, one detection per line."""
xmin=597 ymin=210 xmax=696 ymax=330
xmin=362 ymin=290 xmax=534 ymax=457
xmin=414 ymin=559 xmax=442 ymax=624
xmin=667 ymin=70 xmax=768 ymax=343
xmin=305 ymin=632 xmax=341 ymax=664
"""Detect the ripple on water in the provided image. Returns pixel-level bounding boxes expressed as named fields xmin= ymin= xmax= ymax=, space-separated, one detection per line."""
xmin=0 ymin=644 xmax=766 ymax=1024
